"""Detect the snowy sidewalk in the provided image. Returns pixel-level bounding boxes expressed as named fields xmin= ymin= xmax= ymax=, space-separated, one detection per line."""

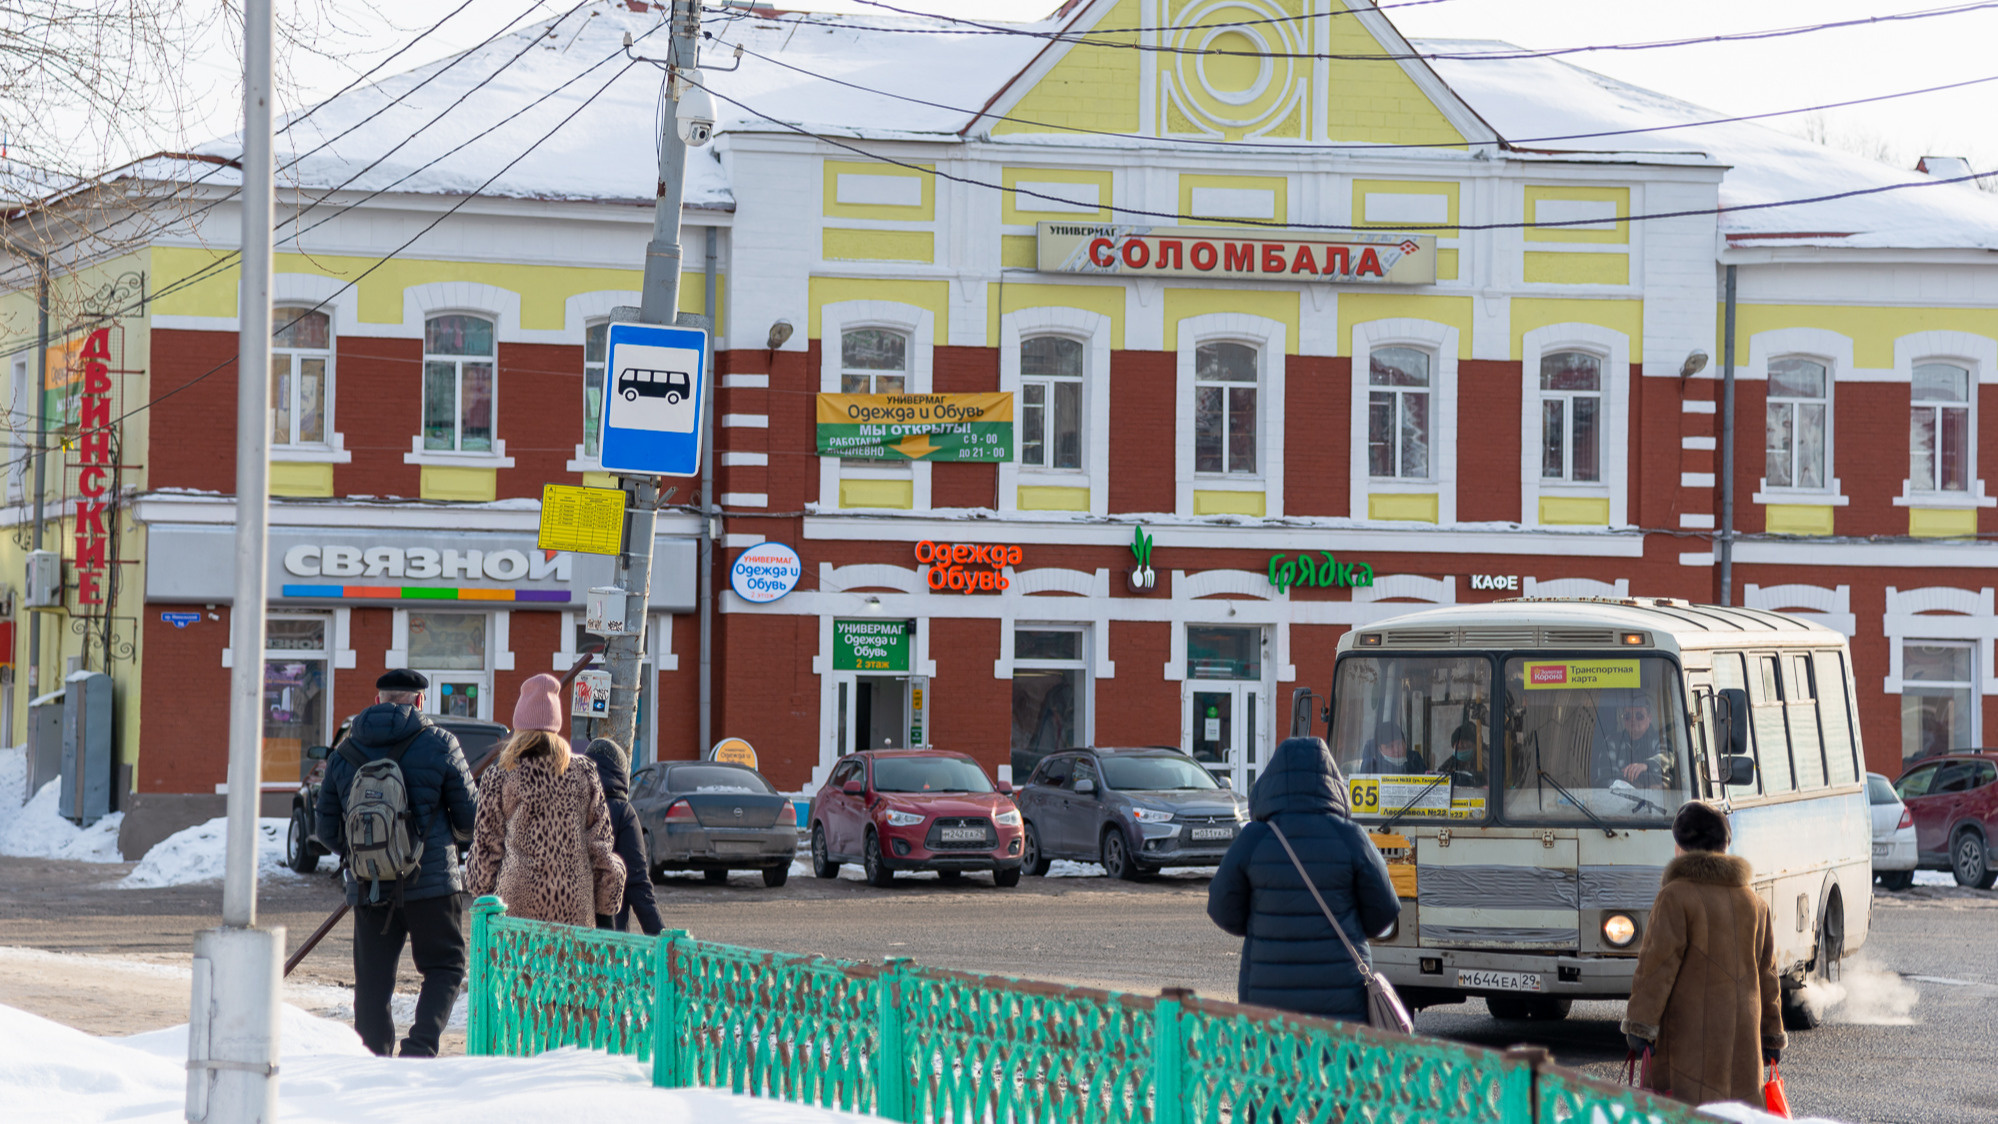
xmin=2 ymin=1000 xmax=892 ymax=1123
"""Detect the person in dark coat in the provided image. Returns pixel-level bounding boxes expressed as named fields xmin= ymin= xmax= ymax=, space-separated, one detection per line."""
xmin=314 ymin=669 xmax=479 ymax=1058
xmin=1207 ymin=737 xmax=1401 ymax=1021
xmin=584 ymin=738 xmax=664 ymax=936
xmin=1357 ymin=720 xmax=1430 ymax=775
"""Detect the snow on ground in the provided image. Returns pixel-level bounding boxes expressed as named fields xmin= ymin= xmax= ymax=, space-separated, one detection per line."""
xmin=117 ymin=816 xmax=300 ymax=888
xmin=0 ymin=1001 xmax=893 ymax=1124
xmin=0 ymin=746 xmax=124 ymax=862
xmin=1912 ymin=869 xmax=1959 ymax=887
xmin=1699 ymin=1101 xmax=1847 ymax=1124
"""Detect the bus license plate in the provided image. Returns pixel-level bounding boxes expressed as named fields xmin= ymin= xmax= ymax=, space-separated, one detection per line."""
xmin=1191 ymin=827 xmax=1234 ymax=841
xmin=1459 ymin=970 xmax=1542 ymax=993
xmin=941 ymin=827 xmax=985 ymax=842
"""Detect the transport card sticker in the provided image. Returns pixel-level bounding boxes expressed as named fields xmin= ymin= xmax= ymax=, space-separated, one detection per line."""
xmin=1522 ymin=660 xmax=1640 ymax=690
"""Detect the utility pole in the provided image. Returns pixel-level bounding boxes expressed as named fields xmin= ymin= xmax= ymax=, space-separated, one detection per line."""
xmin=28 ymin=252 xmax=47 ymax=708
xmin=186 ymin=0 xmax=282 ymax=1117
xmin=603 ymin=0 xmax=705 ymax=756
xmin=1719 ymin=264 xmax=1737 ymax=607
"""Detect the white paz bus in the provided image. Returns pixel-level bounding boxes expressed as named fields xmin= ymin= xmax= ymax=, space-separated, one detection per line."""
xmin=1316 ymin=598 xmax=1870 ymax=1029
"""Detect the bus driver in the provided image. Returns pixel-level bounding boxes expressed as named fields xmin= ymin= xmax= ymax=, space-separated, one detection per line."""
xmin=1593 ymin=690 xmax=1673 ymax=788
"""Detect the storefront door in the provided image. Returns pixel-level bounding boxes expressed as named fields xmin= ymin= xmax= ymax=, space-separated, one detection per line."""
xmin=834 ymin=673 xmax=925 ymax=753
xmin=427 ymin=675 xmax=490 ymax=720
xmin=1185 ymin=681 xmax=1267 ymax=793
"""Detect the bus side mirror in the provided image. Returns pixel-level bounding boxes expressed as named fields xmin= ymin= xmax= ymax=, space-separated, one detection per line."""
xmin=1725 ymin=755 xmax=1756 ymax=786
xmin=1717 ymin=688 xmax=1749 ymax=756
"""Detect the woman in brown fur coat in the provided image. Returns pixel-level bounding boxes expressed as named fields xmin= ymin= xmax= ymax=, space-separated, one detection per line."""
xmin=1622 ymin=801 xmax=1787 ymax=1107
xmin=465 ymin=674 xmax=624 ymax=926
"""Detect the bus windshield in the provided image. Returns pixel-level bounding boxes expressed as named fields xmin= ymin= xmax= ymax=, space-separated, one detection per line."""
xmin=1331 ymin=654 xmax=1493 ymax=823
xmin=1502 ymin=656 xmax=1692 ymax=825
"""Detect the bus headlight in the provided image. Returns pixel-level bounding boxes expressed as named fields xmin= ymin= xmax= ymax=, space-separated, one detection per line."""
xmin=1602 ymin=913 xmax=1639 ymax=948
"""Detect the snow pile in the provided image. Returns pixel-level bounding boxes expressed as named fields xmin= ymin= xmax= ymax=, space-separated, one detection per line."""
xmin=0 ymin=747 xmax=125 ymax=862
xmin=118 ymin=816 xmax=298 ymax=888
xmin=0 ymin=1001 xmax=894 ymax=1123
xmin=1912 ymin=870 xmax=1958 ymax=887
xmin=1699 ymin=1102 xmax=1848 ymax=1124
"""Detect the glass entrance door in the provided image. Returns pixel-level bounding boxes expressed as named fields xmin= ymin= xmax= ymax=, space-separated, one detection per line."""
xmin=835 ymin=673 xmax=918 ymax=754
xmin=1186 ymin=681 xmax=1266 ymax=792
xmin=427 ymin=675 xmax=489 ymax=719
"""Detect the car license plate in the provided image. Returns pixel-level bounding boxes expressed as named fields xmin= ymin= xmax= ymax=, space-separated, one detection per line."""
xmin=1872 ymin=843 xmax=1889 ymax=858
xmin=713 ymin=841 xmax=762 ymax=855
xmin=1191 ymin=827 xmax=1234 ymax=841
xmin=1458 ymin=969 xmax=1542 ymax=993
xmin=941 ymin=827 xmax=985 ymax=843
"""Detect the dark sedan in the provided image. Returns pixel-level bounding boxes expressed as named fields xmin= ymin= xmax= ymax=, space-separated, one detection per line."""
xmin=631 ymin=760 xmax=799 ymax=887
xmin=1014 ymin=748 xmax=1249 ymax=880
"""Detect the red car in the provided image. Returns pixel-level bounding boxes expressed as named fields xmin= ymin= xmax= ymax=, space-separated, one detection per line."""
xmin=1893 ymin=750 xmax=1998 ymax=889
xmin=808 ymin=749 xmax=1024 ymax=888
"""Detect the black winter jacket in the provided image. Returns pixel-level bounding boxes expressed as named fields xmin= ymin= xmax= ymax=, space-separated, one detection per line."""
xmin=585 ymin=739 xmax=663 ymax=936
xmin=1207 ymin=737 xmax=1401 ymax=1021
xmin=314 ymin=704 xmax=479 ymax=906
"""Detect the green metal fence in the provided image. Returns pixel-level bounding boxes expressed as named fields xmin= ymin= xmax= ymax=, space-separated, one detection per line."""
xmin=469 ymin=895 xmax=1697 ymax=1124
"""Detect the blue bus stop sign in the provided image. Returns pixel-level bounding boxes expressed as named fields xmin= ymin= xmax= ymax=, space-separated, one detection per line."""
xmin=599 ymin=320 xmax=709 ymax=476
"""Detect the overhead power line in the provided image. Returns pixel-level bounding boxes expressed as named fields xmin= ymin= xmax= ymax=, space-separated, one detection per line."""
xmin=0 ymin=0 xmax=588 ymax=294
xmin=681 ymin=71 xmax=1998 ymax=233
xmin=770 ymin=0 xmax=1998 ymax=63
xmin=715 ymin=33 xmax=1998 ymax=155
xmin=0 ymin=58 xmax=643 ymax=482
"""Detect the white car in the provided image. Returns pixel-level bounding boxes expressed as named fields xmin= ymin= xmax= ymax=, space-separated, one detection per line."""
xmin=1868 ymin=771 xmax=1918 ymax=890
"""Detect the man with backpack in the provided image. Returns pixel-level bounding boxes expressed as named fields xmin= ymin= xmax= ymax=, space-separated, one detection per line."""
xmin=314 ymin=669 xmax=479 ymax=1057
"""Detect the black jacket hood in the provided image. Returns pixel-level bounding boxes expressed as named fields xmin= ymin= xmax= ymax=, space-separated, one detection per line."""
xmin=585 ymin=738 xmax=630 ymax=800
xmin=350 ymin=703 xmax=429 ymax=749
xmin=1249 ymin=737 xmax=1352 ymax=821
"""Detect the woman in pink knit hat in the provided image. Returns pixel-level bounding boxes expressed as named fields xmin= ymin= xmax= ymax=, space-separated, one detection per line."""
xmin=465 ymin=674 xmax=625 ymax=926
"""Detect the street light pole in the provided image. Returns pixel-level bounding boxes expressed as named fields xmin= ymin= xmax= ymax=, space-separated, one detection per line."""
xmin=603 ymin=0 xmax=703 ymax=757
xmin=186 ymin=0 xmax=282 ymax=1117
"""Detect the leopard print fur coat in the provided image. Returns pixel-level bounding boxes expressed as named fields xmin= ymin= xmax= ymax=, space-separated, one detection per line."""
xmin=466 ymin=753 xmax=624 ymax=926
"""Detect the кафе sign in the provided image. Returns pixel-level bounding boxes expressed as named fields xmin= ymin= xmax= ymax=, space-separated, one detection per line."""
xmin=1037 ymin=222 xmax=1437 ymax=285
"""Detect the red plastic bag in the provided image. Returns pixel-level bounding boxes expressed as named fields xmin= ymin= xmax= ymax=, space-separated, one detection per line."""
xmin=1763 ymin=1063 xmax=1793 ymax=1118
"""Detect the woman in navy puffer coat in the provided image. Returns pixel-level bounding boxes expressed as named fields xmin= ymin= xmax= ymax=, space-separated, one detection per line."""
xmin=1207 ymin=737 xmax=1401 ymax=1021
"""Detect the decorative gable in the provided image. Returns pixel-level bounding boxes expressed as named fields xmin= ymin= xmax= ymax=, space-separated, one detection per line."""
xmin=982 ymin=0 xmax=1493 ymax=148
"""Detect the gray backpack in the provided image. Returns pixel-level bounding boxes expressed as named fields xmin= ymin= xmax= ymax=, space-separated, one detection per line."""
xmin=339 ymin=736 xmax=425 ymax=901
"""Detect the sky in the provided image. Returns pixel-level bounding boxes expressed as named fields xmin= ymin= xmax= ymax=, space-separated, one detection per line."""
xmin=154 ymin=0 xmax=1998 ymax=176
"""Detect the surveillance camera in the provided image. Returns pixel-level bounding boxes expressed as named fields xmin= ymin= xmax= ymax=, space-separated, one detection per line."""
xmin=676 ymin=78 xmax=715 ymax=147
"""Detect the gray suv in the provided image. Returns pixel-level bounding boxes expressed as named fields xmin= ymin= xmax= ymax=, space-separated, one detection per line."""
xmin=1014 ymin=748 xmax=1249 ymax=879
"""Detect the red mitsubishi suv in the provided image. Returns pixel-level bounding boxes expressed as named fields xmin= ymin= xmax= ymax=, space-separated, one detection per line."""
xmin=808 ymin=750 xmax=1024 ymax=888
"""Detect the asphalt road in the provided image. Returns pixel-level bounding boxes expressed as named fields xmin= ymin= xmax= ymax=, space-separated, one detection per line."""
xmin=0 ymin=855 xmax=1991 ymax=1123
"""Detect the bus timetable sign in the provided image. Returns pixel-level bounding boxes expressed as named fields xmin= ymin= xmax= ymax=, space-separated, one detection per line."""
xmin=598 ymin=320 xmax=708 ymax=476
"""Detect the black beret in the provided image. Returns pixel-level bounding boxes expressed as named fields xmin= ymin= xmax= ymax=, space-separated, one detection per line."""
xmin=376 ymin=668 xmax=429 ymax=691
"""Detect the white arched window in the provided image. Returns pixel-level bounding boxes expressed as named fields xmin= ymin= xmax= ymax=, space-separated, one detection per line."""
xmin=423 ymin=313 xmax=496 ymax=453
xmin=271 ymin=307 xmax=332 ymax=448
xmin=1518 ymin=321 xmax=1628 ymax=528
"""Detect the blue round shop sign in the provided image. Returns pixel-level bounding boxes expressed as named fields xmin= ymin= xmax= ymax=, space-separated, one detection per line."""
xmin=730 ymin=542 xmax=802 ymax=604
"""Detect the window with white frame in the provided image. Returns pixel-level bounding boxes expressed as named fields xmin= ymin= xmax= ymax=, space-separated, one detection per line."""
xmin=1012 ymin=627 xmax=1088 ymax=756
xmin=1911 ymin=361 xmax=1972 ymax=493
xmin=1538 ymin=350 xmax=1601 ymax=483
xmin=1194 ymin=341 xmax=1257 ymax=475
xmin=271 ymin=308 xmax=331 ymax=448
xmin=583 ymin=321 xmax=607 ymax=459
xmin=262 ymin=614 xmax=332 ymax=785
xmin=842 ymin=327 xmax=907 ymax=466
xmin=423 ymin=314 xmax=496 ymax=453
xmin=1368 ymin=346 xmax=1431 ymax=479
xmin=1765 ymin=357 xmax=1828 ymax=490
xmin=1020 ymin=336 xmax=1083 ymax=470
xmin=1902 ymin=639 xmax=1975 ymax=763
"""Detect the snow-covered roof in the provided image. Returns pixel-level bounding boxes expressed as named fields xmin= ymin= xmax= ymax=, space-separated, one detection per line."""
xmin=1421 ymin=39 xmax=1998 ymax=250
xmin=67 ymin=2 xmax=1998 ymax=252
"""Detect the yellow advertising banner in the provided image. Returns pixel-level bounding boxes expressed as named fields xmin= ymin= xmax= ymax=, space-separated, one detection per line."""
xmin=816 ymin=392 xmax=1014 ymax=461
xmin=1521 ymin=660 xmax=1642 ymax=690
